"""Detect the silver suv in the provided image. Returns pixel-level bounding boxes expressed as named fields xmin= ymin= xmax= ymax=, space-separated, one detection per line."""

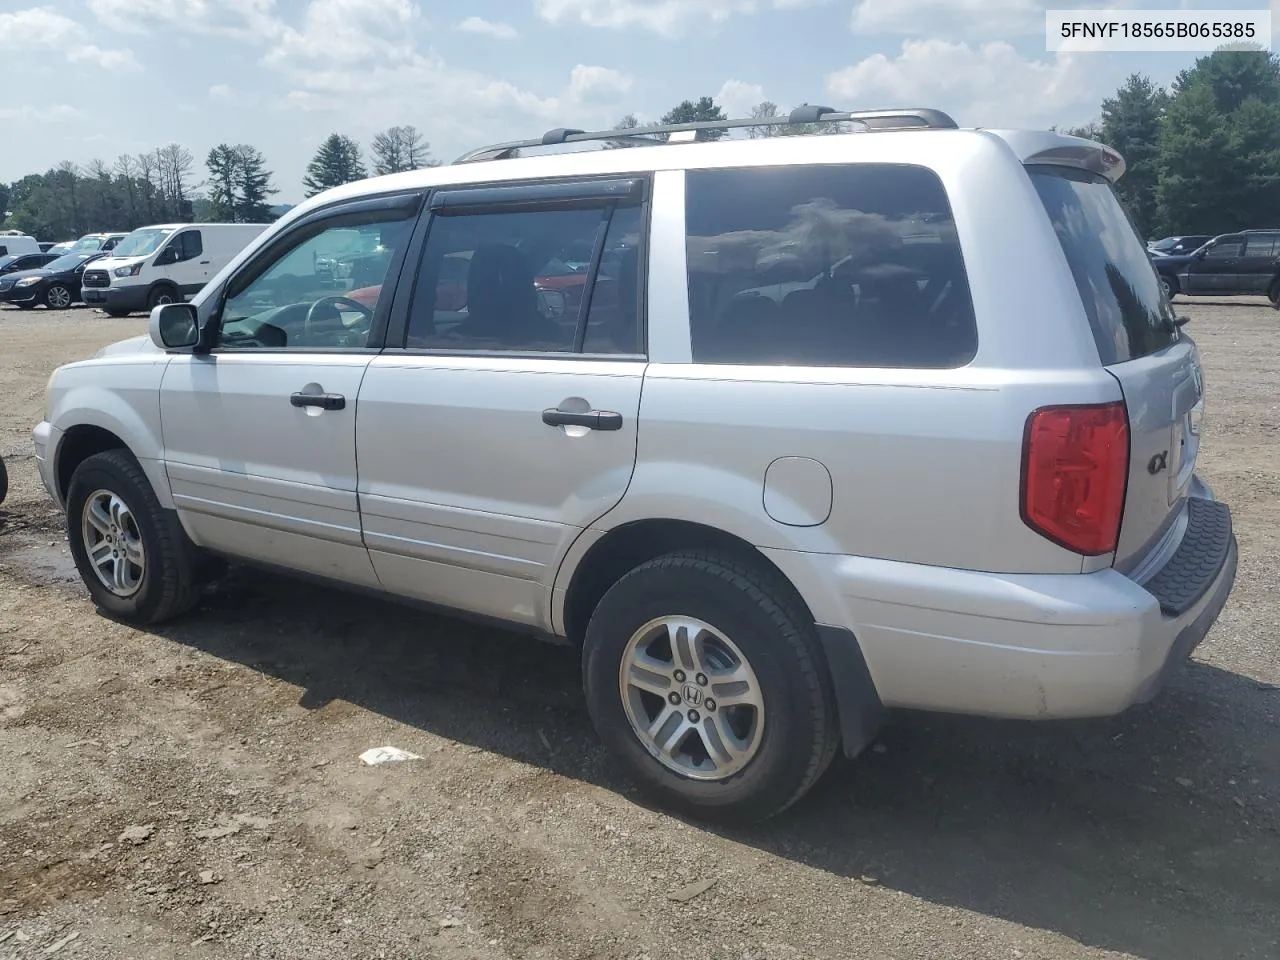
xmin=32 ymin=107 xmax=1238 ymax=822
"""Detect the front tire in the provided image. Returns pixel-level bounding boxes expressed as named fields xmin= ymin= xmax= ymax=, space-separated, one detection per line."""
xmin=582 ymin=550 xmax=839 ymax=823
xmin=1160 ymin=274 xmax=1177 ymax=301
xmin=65 ymin=450 xmax=202 ymax=624
xmin=1268 ymin=279 xmax=1280 ymax=309
xmin=147 ymin=285 xmax=179 ymax=310
xmin=104 ymin=306 xmax=131 ymax=318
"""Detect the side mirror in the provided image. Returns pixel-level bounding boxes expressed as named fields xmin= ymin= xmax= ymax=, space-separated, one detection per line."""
xmin=149 ymin=302 xmax=199 ymax=350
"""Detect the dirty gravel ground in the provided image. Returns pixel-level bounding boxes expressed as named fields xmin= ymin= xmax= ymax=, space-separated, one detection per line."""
xmin=0 ymin=302 xmax=1277 ymax=960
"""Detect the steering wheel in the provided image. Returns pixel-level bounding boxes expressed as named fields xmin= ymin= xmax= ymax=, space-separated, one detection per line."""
xmin=304 ymin=295 xmax=373 ymax=344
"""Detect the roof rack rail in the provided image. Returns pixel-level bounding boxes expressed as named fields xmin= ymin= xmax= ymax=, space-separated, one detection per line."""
xmin=452 ymin=106 xmax=958 ymax=163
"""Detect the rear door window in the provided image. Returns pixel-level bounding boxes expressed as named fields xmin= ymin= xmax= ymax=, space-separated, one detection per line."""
xmin=684 ymin=163 xmax=977 ymax=368
xmin=1029 ymin=166 xmax=1179 ymax=365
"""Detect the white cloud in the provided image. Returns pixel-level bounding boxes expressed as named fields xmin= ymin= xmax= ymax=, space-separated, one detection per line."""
xmin=86 ymin=0 xmax=283 ymax=41
xmin=535 ymin=0 xmax=829 ymax=36
xmin=67 ymin=44 xmax=141 ymax=70
xmin=0 ymin=7 xmax=139 ymax=71
xmin=569 ymin=64 xmax=633 ymax=103
xmin=265 ymin=0 xmax=417 ymax=66
xmin=850 ymin=0 xmax=1139 ymax=37
xmin=827 ymin=40 xmax=1111 ymax=129
xmin=0 ymin=104 xmax=84 ymax=122
xmin=209 ymin=83 xmax=234 ymax=100
xmin=716 ymin=79 xmax=766 ymax=117
xmin=457 ymin=15 xmax=518 ymax=39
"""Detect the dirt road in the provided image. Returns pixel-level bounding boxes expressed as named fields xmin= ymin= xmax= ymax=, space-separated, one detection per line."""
xmin=1 ymin=302 xmax=1277 ymax=960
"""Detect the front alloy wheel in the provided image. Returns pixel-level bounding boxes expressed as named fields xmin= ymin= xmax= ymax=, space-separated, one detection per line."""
xmin=80 ymin=489 xmax=146 ymax=597
xmin=619 ymin=616 xmax=765 ymax=780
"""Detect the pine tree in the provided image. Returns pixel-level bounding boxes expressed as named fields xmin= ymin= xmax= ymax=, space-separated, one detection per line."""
xmin=303 ymin=133 xmax=368 ymax=197
xmin=1099 ymin=75 xmax=1168 ymax=238
xmin=205 ymin=144 xmax=240 ymax=222
xmin=234 ymin=145 xmax=277 ymax=222
xmin=660 ymin=97 xmax=727 ymax=141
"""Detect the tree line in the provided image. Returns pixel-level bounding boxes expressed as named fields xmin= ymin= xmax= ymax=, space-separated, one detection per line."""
xmin=0 ymin=125 xmax=439 ymax=240
xmin=1058 ymin=49 xmax=1280 ymax=238
xmin=4 ymin=55 xmax=1279 ymax=242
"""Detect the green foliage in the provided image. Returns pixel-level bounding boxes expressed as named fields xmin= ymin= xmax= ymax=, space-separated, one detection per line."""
xmin=1100 ymin=75 xmax=1168 ymax=237
xmin=303 ymin=133 xmax=368 ymax=197
xmin=660 ymin=97 xmax=728 ymax=140
xmin=204 ymin=144 xmax=277 ymax=223
xmin=1155 ymin=50 xmax=1280 ymax=234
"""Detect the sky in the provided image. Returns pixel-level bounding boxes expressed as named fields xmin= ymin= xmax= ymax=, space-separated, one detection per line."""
xmin=0 ymin=0 xmax=1275 ymax=204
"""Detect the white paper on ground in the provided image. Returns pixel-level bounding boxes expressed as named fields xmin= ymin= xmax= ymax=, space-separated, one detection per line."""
xmin=359 ymin=746 xmax=422 ymax=766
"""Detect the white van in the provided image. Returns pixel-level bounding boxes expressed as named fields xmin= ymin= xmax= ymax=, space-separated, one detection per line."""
xmin=81 ymin=222 xmax=270 ymax=316
xmin=0 ymin=232 xmax=41 ymax=257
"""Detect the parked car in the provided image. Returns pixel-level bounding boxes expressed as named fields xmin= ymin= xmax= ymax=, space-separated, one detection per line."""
xmin=45 ymin=241 xmax=77 ymax=256
xmin=1148 ymin=234 xmax=1213 ymax=257
xmin=32 ymin=108 xmax=1236 ymax=823
xmin=1150 ymin=228 xmax=1280 ymax=302
xmin=64 ymin=232 xmax=129 ymax=256
xmin=81 ymin=222 xmax=270 ymax=316
xmin=0 ymin=251 xmax=106 ymax=309
xmin=39 ymin=242 xmax=58 ymax=253
xmin=0 ymin=252 xmax=60 ymax=275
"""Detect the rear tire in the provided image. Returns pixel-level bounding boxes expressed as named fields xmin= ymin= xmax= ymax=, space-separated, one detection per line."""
xmin=582 ymin=550 xmax=840 ymax=823
xmin=1268 ymin=280 xmax=1280 ymax=310
xmin=1160 ymin=274 xmax=1177 ymax=300
xmin=65 ymin=450 xmax=203 ymax=625
xmin=0 ymin=456 xmax=8 ymax=505
xmin=104 ymin=307 xmax=131 ymax=318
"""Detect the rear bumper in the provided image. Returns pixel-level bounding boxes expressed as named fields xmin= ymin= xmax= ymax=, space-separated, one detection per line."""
xmin=766 ymin=478 xmax=1237 ymax=725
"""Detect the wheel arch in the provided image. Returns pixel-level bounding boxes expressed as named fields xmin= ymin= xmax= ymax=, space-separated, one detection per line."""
xmin=558 ymin=518 xmax=816 ymax=649
xmin=50 ymin=387 xmax=173 ymax=510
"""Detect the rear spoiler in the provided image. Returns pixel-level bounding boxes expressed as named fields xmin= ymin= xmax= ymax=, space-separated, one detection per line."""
xmin=982 ymin=129 xmax=1126 ymax=183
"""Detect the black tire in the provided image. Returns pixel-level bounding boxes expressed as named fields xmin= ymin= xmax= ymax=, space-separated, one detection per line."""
xmin=582 ymin=550 xmax=840 ymax=823
xmin=65 ymin=449 xmax=202 ymax=624
xmin=1268 ymin=280 xmax=1280 ymax=310
xmin=1160 ymin=274 xmax=1177 ymax=300
xmin=42 ymin=284 xmax=73 ymax=309
xmin=104 ymin=306 xmax=131 ymax=318
xmin=0 ymin=456 xmax=8 ymax=505
xmin=147 ymin=285 xmax=179 ymax=311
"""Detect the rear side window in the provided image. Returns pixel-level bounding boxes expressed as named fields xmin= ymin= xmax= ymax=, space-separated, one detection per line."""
xmin=1029 ymin=166 xmax=1178 ymax=365
xmin=684 ymin=163 xmax=977 ymax=368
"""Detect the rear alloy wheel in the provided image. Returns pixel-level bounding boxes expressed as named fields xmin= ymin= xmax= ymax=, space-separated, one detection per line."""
xmin=43 ymin=284 xmax=72 ymax=309
xmin=583 ymin=550 xmax=840 ymax=823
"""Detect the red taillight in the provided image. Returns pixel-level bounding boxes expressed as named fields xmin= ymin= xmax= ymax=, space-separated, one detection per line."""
xmin=1021 ymin=402 xmax=1129 ymax=556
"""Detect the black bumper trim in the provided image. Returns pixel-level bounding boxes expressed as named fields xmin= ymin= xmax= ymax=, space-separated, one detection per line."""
xmin=1141 ymin=497 xmax=1234 ymax=617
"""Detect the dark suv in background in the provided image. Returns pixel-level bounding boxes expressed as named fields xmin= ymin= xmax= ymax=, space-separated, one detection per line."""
xmin=1151 ymin=228 xmax=1280 ymax=303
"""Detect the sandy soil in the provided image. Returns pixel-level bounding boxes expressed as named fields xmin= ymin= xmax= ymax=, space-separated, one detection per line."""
xmin=0 ymin=300 xmax=1277 ymax=960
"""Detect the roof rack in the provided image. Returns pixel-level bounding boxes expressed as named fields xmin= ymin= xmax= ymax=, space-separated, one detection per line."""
xmin=452 ymin=105 xmax=958 ymax=163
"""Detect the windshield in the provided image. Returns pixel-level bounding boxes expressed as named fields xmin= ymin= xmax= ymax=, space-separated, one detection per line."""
xmin=1030 ymin=166 xmax=1179 ymax=365
xmin=46 ymin=253 xmax=94 ymax=272
xmin=111 ymin=229 xmax=173 ymax=259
